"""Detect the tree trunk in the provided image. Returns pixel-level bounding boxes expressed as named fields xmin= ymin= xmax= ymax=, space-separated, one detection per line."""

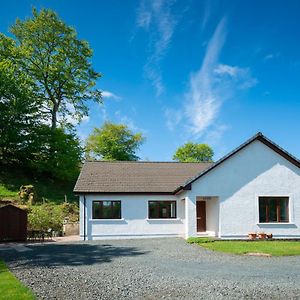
xmin=51 ymin=105 xmax=57 ymax=130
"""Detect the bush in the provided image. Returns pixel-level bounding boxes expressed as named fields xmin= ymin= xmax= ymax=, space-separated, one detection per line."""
xmin=19 ymin=185 xmax=37 ymax=204
xmin=187 ymin=237 xmax=215 ymax=244
xmin=28 ymin=203 xmax=64 ymax=232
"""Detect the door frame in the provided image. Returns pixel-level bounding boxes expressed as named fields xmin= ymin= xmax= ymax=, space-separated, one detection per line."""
xmin=196 ymin=201 xmax=206 ymax=232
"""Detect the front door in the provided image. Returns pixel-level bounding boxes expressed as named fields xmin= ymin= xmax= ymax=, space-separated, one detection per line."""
xmin=196 ymin=201 xmax=206 ymax=232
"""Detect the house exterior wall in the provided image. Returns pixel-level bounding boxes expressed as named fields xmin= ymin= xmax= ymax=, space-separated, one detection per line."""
xmin=205 ymin=197 xmax=219 ymax=235
xmin=186 ymin=140 xmax=300 ymax=239
xmin=79 ymin=194 xmax=185 ymax=240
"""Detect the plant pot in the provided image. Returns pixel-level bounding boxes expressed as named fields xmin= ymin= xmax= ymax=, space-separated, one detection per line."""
xmin=248 ymin=233 xmax=257 ymax=240
xmin=258 ymin=233 xmax=267 ymax=240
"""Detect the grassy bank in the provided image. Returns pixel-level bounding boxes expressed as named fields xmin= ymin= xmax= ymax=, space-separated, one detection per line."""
xmin=187 ymin=237 xmax=300 ymax=256
xmin=0 ymin=260 xmax=35 ymax=300
xmin=0 ymin=167 xmax=77 ymax=204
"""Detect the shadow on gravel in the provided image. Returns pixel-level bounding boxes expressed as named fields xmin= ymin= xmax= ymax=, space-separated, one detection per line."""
xmin=2 ymin=243 xmax=148 ymax=269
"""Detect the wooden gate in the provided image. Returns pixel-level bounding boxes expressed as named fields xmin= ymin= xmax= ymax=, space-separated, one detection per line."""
xmin=0 ymin=205 xmax=27 ymax=241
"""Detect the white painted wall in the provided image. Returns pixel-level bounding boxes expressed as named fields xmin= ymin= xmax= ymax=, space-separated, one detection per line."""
xmin=186 ymin=140 xmax=300 ymax=238
xmin=79 ymin=194 xmax=185 ymax=240
xmin=205 ymin=197 xmax=219 ymax=236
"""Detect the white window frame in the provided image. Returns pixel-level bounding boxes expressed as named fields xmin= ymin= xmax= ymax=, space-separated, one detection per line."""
xmin=255 ymin=194 xmax=294 ymax=225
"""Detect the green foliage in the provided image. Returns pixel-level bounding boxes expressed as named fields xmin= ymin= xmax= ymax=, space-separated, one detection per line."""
xmin=86 ymin=121 xmax=145 ymax=161
xmin=188 ymin=239 xmax=300 ymax=256
xmin=173 ymin=142 xmax=214 ymax=162
xmin=0 ymin=10 xmax=86 ymax=182
xmin=10 ymin=8 xmax=102 ymax=130
xmin=28 ymin=203 xmax=64 ymax=232
xmin=187 ymin=237 xmax=215 ymax=244
xmin=0 ymin=260 xmax=35 ymax=300
xmin=30 ymin=126 xmax=82 ymax=181
xmin=0 ymin=167 xmax=77 ymax=204
xmin=19 ymin=185 xmax=36 ymax=205
xmin=0 ymin=35 xmax=42 ymax=166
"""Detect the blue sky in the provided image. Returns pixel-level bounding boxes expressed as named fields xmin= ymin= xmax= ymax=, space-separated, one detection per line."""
xmin=1 ymin=0 xmax=300 ymax=160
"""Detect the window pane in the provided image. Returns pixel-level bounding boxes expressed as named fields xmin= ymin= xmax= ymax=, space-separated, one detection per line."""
xmin=93 ymin=202 xmax=101 ymax=219
xmin=259 ymin=199 xmax=267 ymax=222
xmin=112 ymin=201 xmax=121 ymax=219
xmin=259 ymin=197 xmax=289 ymax=223
xmin=148 ymin=201 xmax=176 ymax=219
xmin=269 ymin=199 xmax=277 ymax=222
xmin=149 ymin=201 xmax=158 ymax=218
xmin=279 ymin=198 xmax=289 ymax=222
xmin=92 ymin=201 xmax=121 ymax=219
xmin=102 ymin=201 xmax=112 ymax=218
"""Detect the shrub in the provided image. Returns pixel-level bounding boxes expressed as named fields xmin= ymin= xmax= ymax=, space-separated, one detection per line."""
xmin=28 ymin=203 xmax=64 ymax=232
xmin=19 ymin=185 xmax=37 ymax=204
xmin=187 ymin=237 xmax=215 ymax=244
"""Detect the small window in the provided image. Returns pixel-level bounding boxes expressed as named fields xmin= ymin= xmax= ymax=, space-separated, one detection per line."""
xmin=92 ymin=201 xmax=121 ymax=219
xmin=259 ymin=197 xmax=289 ymax=223
xmin=148 ymin=201 xmax=176 ymax=219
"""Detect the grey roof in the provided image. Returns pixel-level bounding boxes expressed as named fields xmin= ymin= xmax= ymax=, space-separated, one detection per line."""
xmin=73 ymin=161 xmax=212 ymax=194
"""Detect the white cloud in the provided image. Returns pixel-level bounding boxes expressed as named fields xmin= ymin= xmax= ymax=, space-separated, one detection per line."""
xmin=184 ymin=17 xmax=227 ymax=136
xmin=101 ymin=90 xmax=121 ymax=100
xmin=214 ymin=64 xmax=242 ymax=77
xmin=264 ymin=52 xmax=280 ymax=61
xmin=115 ymin=111 xmax=147 ymax=135
xmin=136 ymin=0 xmax=177 ymax=96
xmin=214 ymin=64 xmax=258 ymax=89
xmin=164 ymin=17 xmax=257 ymax=139
xmin=165 ymin=108 xmax=182 ymax=131
xmin=81 ymin=115 xmax=90 ymax=123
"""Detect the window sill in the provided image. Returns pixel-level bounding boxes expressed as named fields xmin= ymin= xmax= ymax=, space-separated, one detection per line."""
xmin=257 ymin=222 xmax=295 ymax=226
xmin=146 ymin=218 xmax=181 ymax=221
xmin=89 ymin=218 xmax=125 ymax=221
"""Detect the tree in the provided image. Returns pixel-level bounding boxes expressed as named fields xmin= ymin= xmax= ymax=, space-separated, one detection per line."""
xmin=31 ymin=126 xmax=83 ymax=181
xmin=9 ymin=8 xmax=101 ymax=130
xmin=173 ymin=142 xmax=214 ymax=162
xmin=86 ymin=122 xmax=145 ymax=161
xmin=0 ymin=34 xmax=42 ymax=165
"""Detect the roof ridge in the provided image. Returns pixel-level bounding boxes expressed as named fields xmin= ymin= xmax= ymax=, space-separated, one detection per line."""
xmin=85 ymin=160 xmax=212 ymax=164
xmin=174 ymin=131 xmax=300 ymax=194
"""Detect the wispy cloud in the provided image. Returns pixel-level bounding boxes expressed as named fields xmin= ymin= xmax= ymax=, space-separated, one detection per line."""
xmin=214 ymin=64 xmax=258 ymax=89
xmin=264 ymin=52 xmax=280 ymax=61
xmin=136 ymin=0 xmax=177 ymax=95
xmin=184 ymin=17 xmax=227 ymax=136
xmin=102 ymin=90 xmax=121 ymax=100
xmin=165 ymin=17 xmax=257 ymax=139
xmin=114 ymin=111 xmax=146 ymax=135
xmin=165 ymin=108 xmax=182 ymax=131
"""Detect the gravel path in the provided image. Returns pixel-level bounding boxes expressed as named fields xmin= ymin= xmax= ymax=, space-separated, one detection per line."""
xmin=2 ymin=238 xmax=300 ymax=299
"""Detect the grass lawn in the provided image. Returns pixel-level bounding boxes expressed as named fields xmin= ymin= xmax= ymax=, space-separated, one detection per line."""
xmin=0 ymin=260 xmax=35 ymax=300
xmin=187 ymin=237 xmax=300 ymax=256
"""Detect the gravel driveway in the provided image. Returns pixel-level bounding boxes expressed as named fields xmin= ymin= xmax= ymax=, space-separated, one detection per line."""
xmin=1 ymin=238 xmax=300 ymax=299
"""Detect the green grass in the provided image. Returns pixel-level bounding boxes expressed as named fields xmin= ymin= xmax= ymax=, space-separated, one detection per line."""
xmin=187 ymin=237 xmax=300 ymax=256
xmin=0 ymin=167 xmax=77 ymax=204
xmin=0 ymin=260 xmax=35 ymax=300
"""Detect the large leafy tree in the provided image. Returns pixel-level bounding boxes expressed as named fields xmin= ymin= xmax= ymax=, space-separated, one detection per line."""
xmin=86 ymin=122 xmax=145 ymax=161
xmin=0 ymin=34 xmax=42 ymax=165
xmin=31 ymin=126 xmax=82 ymax=181
xmin=10 ymin=8 xmax=102 ymax=130
xmin=0 ymin=31 xmax=82 ymax=180
xmin=173 ymin=142 xmax=214 ymax=162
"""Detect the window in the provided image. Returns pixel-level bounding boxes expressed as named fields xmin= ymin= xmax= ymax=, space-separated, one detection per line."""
xmin=92 ymin=201 xmax=121 ymax=219
xmin=148 ymin=201 xmax=176 ymax=219
xmin=259 ymin=197 xmax=289 ymax=223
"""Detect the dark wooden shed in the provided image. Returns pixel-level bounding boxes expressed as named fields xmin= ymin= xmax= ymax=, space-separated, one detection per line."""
xmin=0 ymin=205 xmax=27 ymax=242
